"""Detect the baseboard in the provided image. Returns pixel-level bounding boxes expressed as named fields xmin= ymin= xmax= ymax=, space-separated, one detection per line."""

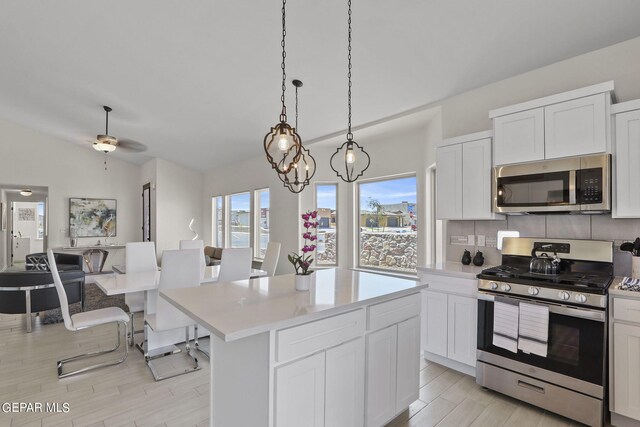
xmin=423 ymin=351 xmax=476 ymax=377
xmin=612 ymin=412 xmax=640 ymax=427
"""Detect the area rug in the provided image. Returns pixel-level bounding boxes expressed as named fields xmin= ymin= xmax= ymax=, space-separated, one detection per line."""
xmin=42 ymin=283 xmax=127 ymax=324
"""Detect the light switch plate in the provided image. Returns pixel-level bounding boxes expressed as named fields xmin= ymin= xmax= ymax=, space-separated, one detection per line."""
xmin=477 ymin=235 xmax=486 ymax=247
xmin=467 ymin=235 xmax=475 ymax=246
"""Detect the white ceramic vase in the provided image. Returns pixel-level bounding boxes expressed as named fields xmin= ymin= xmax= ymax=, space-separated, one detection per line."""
xmin=633 ymin=257 xmax=640 ymax=279
xmin=295 ymin=271 xmax=315 ymax=291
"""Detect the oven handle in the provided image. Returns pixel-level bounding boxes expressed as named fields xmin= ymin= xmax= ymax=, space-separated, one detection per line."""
xmin=477 ymin=291 xmax=605 ymax=322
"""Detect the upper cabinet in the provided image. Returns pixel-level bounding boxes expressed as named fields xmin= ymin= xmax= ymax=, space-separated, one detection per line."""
xmin=436 ymin=131 xmax=502 ymax=220
xmin=490 ymin=82 xmax=614 ymax=166
xmin=612 ymin=100 xmax=640 ymax=218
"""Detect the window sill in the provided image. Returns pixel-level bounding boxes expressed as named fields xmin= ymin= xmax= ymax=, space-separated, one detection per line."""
xmin=352 ymin=267 xmax=418 ymax=281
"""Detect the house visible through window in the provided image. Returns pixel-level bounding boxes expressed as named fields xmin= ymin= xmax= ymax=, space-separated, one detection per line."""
xmin=229 ymin=192 xmax=251 ymax=248
xmin=358 ymin=175 xmax=417 ymax=273
xmin=316 ymin=184 xmax=337 ymax=265
xmin=255 ymin=189 xmax=270 ymax=258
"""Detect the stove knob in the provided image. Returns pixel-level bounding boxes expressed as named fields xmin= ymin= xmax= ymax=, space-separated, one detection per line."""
xmin=558 ymin=291 xmax=570 ymax=301
xmin=575 ymin=294 xmax=587 ymax=303
xmin=501 ymin=284 xmax=511 ymax=292
xmin=528 ymin=287 xmax=539 ymax=296
xmin=489 ymin=282 xmax=498 ymax=290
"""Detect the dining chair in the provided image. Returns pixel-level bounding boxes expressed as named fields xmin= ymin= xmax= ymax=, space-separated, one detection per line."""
xmin=179 ymin=239 xmax=206 ymax=279
xmin=143 ymin=249 xmax=201 ymax=381
xmin=261 ymin=242 xmax=281 ymax=277
xmin=194 ymin=247 xmax=252 ymax=358
xmin=47 ymin=249 xmax=129 ymax=379
xmin=124 ymin=242 xmax=158 ymax=346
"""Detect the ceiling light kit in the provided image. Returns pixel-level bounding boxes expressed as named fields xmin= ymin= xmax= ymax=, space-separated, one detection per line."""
xmin=330 ymin=0 xmax=370 ymax=183
xmin=263 ymin=0 xmax=304 ymax=176
xmin=278 ymin=79 xmax=317 ymax=194
xmin=20 ymin=189 xmax=33 ymax=197
xmin=93 ymin=105 xmax=117 ymax=170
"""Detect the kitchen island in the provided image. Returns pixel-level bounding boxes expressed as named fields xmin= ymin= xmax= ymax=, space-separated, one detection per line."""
xmin=160 ymin=268 xmax=426 ymax=427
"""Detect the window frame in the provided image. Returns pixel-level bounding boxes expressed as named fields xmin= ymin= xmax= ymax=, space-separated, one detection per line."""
xmin=227 ymin=191 xmax=252 ymax=249
xmin=355 ymin=172 xmax=418 ymax=275
xmin=314 ymin=182 xmax=339 ymax=267
xmin=254 ymin=188 xmax=270 ymax=260
xmin=211 ymin=195 xmax=224 ymax=247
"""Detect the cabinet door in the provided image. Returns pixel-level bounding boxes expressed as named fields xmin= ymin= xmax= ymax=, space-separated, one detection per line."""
xmin=462 ymin=138 xmax=493 ymax=219
xmin=275 ymin=352 xmax=325 ymax=427
xmin=447 ymin=295 xmax=477 ymax=367
xmin=614 ymin=109 xmax=640 ymax=217
xmin=436 ymin=144 xmax=463 ymax=219
xmin=396 ymin=316 xmax=420 ymax=413
xmin=423 ymin=290 xmax=448 ymax=357
xmin=613 ymin=322 xmax=640 ymax=419
xmin=366 ymin=325 xmax=397 ymax=427
xmin=493 ymin=108 xmax=545 ymax=165
xmin=326 ymin=338 xmax=365 ymax=427
xmin=545 ymin=93 xmax=607 ymax=159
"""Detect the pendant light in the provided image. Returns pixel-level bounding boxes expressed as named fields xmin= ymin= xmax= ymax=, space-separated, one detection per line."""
xmin=330 ymin=0 xmax=370 ymax=183
xmin=263 ymin=0 xmax=303 ymax=175
xmin=278 ymin=79 xmax=316 ymax=193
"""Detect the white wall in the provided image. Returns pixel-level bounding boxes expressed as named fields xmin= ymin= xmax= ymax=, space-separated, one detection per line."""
xmin=154 ymin=158 xmax=204 ymax=263
xmin=0 ymin=117 xmax=142 ymax=253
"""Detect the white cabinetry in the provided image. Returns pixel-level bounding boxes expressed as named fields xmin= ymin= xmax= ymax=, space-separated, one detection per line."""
xmin=419 ymin=272 xmax=478 ymax=376
xmin=326 ymin=338 xmax=365 ymax=427
xmin=493 ymin=108 xmax=544 ymax=165
xmin=491 ymin=82 xmax=613 ymax=166
xmin=436 ymin=131 xmax=501 ymax=220
xmin=613 ymin=104 xmax=640 ymax=218
xmin=396 ymin=316 xmax=421 ymax=412
xmin=366 ymin=326 xmax=397 ymax=426
xmin=275 ymin=352 xmax=326 ymax=427
xmin=544 ymin=93 xmax=607 ymax=159
xmin=610 ymin=291 xmax=640 ymax=425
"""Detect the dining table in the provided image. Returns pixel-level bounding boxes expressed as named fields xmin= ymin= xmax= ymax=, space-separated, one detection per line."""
xmin=94 ymin=265 xmax=268 ymax=355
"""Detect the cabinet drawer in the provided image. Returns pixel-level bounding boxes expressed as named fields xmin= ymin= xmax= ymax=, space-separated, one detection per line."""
xmin=368 ymin=293 xmax=421 ymax=332
xmin=614 ymin=298 xmax=640 ymax=323
xmin=276 ymin=309 xmax=365 ymax=363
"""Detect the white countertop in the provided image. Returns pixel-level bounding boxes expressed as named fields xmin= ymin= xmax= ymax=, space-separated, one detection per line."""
xmin=160 ymin=268 xmax=426 ymax=342
xmin=609 ymin=276 xmax=640 ymax=297
xmin=94 ymin=266 xmax=267 ymax=295
xmin=417 ymin=262 xmax=490 ymax=280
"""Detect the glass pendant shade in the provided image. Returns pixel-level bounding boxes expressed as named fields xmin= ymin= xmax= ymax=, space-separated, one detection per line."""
xmin=278 ymin=145 xmax=316 ymax=193
xmin=264 ymin=120 xmax=302 ymax=174
xmin=330 ymin=139 xmax=371 ymax=183
xmin=93 ymin=134 xmax=117 ymax=153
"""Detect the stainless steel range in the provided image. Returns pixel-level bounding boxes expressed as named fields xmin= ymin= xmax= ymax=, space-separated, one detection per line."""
xmin=476 ymin=237 xmax=613 ymax=427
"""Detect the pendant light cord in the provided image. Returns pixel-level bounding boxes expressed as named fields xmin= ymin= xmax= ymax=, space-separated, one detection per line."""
xmin=105 ymin=109 xmax=109 ymax=135
xmin=295 ymin=84 xmax=299 ymax=131
xmin=280 ymin=0 xmax=288 ymax=121
xmin=347 ymin=0 xmax=353 ymax=141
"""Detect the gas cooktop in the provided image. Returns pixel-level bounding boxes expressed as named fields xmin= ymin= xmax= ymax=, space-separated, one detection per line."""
xmin=479 ymin=265 xmax=613 ymax=292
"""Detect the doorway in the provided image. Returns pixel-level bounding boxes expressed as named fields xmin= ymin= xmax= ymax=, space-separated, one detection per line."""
xmin=142 ymin=183 xmax=151 ymax=242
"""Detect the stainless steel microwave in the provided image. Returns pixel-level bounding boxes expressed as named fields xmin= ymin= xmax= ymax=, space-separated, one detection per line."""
xmin=493 ymin=154 xmax=611 ymax=214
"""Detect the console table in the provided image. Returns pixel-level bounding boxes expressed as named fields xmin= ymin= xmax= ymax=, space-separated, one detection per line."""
xmin=53 ymin=245 xmax=125 ymax=274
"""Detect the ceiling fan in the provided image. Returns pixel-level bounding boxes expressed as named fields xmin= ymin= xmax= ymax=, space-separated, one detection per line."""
xmin=92 ymin=105 xmax=147 ymax=154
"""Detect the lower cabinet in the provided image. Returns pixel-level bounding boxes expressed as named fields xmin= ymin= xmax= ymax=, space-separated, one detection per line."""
xmin=326 ymin=338 xmax=366 ymax=427
xmin=611 ymin=294 xmax=640 ymax=423
xmin=366 ymin=316 xmax=420 ymax=427
xmin=422 ymin=288 xmax=477 ymax=370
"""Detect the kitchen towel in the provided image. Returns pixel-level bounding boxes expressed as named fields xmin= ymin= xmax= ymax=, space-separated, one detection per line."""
xmin=620 ymin=276 xmax=640 ymax=291
xmin=493 ymin=300 xmax=519 ymax=353
xmin=518 ymin=302 xmax=549 ymax=357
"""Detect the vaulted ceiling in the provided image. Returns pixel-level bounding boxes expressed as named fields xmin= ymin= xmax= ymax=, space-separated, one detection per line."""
xmin=2 ymin=0 xmax=640 ymax=171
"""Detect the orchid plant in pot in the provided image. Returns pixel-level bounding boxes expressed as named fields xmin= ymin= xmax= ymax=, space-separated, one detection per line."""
xmin=288 ymin=210 xmax=318 ymax=291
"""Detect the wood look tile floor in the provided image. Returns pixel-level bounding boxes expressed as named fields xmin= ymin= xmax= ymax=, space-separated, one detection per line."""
xmin=1 ymin=313 xmax=600 ymax=427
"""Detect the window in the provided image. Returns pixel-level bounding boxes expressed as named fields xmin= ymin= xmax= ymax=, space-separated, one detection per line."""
xmin=255 ymin=189 xmax=270 ymax=258
xmin=358 ymin=175 xmax=417 ymax=274
xmin=143 ymin=183 xmax=151 ymax=241
xmin=212 ymin=196 xmax=223 ymax=247
xmin=229 ymin=192 xmax=251 ymax=248
xmin=315 ymin=184 xmax=337 ymax=265
xmin=36 ymin=202 xmax=45 ymax=239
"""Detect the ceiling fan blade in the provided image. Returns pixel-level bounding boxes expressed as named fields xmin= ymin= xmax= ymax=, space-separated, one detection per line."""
xmin=117 ymin=138 xmax=148 ymax=153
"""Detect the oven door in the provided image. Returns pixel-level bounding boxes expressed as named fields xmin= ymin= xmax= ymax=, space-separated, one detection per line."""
xmin=477 ymin=291 xmax=606 ymax=387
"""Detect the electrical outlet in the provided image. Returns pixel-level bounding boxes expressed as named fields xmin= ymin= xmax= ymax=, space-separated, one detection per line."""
xmin=477 ymin=235 xmax=486 ymax=247
xmin=486 ymin=237 xmax=498 ymax=247
xmin=467 ymin=234 xmax=475 ymax=246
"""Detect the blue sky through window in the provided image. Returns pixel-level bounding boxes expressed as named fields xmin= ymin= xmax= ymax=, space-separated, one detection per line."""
xmin=230 ymin=192 xmax=251 ymax=211
xmin=316 ymin=185 xmax=337 ymax=210
xmin=359 ymin=176 xmax=416 ymax=210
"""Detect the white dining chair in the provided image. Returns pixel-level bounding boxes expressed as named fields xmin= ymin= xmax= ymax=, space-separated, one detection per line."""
xmin=216 ymin=247 xmax=253 ymax=283
xmin=47 ymin=249 xmax=129 ymax=379
xmin=124 ymin=242 xmax=158 ymax=346
xmin=194 ymin=247 xmax=252 ymax=358
xmin=261 ymin=242 xmax=281 ymax=277
xmin=143 ymin=249 xmax=201 ymax=381
xmin=179 ymin=239 xmax=206 ymax=279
